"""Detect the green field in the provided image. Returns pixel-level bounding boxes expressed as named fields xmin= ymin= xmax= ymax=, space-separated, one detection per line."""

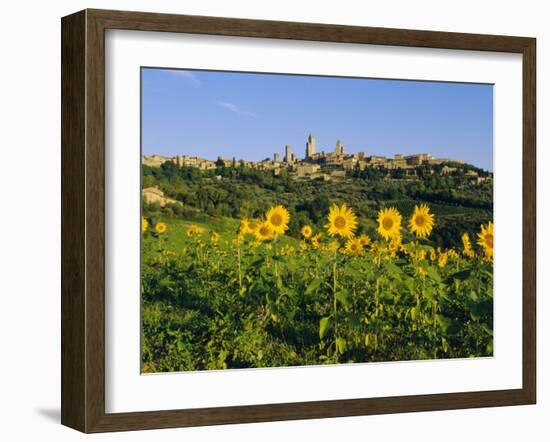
xmin=141 ymin=163 xmax=494 ymax=373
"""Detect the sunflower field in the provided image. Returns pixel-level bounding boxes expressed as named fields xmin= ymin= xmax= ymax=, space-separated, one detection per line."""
xmin=141 ymin=203 xmax=494 ymax=373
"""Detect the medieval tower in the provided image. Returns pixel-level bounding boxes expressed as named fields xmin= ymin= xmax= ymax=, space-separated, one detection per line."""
xmin=335 ymin=139 xmax=345 ymax=156
xmin=284 ymin=145 xmax=293 ymax=163
xmin=305 ymin=134 xmax=317 ymax=159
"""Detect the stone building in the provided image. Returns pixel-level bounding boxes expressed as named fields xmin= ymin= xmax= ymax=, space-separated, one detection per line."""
xmin=284 ymin=145 xmax=293 ymax=163
xmin=305 ymin=134 xmax=317 ymax=159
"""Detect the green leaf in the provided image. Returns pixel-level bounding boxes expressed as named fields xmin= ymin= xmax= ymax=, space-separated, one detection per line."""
xmin=305 ymin=278 xmax=322 ymax=295
xmin=336 ymin=337 xmax=347 ymax=354
xmin=335 ymin=290 xmax=351 ymax=309
xmin=251 ymin=258 xmax=265 ymax=268
xmin=384 ymin=261 xmax=402 ymax=277
xmin=425 ymin=266 xmax=442 ymax=283
xmin=445 ymin=268 xmax=472 ymax=284
xmin=319 ymin=316 xmax=331 ymax=340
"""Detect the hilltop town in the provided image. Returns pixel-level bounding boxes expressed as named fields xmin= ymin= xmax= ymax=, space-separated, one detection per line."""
xmin=143 ymin=134 xmax=490 ymax=183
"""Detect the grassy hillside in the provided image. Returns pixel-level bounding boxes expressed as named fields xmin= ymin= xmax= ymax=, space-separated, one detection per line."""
xmin=142 ymin=162 xmax=493 ymax=249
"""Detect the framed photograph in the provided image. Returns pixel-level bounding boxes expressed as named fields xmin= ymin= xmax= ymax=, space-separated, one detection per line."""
xmin=61 ymin=9 xmax=536 ymax=433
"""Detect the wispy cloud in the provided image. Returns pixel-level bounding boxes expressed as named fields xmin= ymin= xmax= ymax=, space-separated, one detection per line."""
xmin=170 ymin=70 xmax=201 ymax=86
xmin=216 ymin=100 xmax=258 ymax=118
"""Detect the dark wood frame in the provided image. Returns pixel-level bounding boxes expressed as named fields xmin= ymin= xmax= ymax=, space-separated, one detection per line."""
xmin=61 ymin=8 xmax=536 ymax=433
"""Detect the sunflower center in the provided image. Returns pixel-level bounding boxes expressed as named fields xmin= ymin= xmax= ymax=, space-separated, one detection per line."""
xmin=260 ymin=226 xmax=270 ymax=236
xmin=351 ymin=244 xmax=358 ymax=251
xmin=382 ymin=217 xmax=393 ymax=230
xmin=270 ymin=214 xmax=283 ymax=226
xmin=415 ymin=215 xmax=426 ymax=227
xmin=334 ymin=216 xmax=347 ymax=229
xmin=485 ymin=233 xmax=494 ymax=248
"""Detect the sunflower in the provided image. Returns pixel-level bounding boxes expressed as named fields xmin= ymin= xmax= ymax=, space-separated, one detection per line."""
xmin=265 ymin=205 xmax=290 ymax=235
xmin=254 ymin=221 xmax=275 ymax=241
xmin=248 ymin=219 xmax=261 ymax=234
xmin=186 ymin=224 xmax=204 ymax=237
xmin=326 ymin=241 xmax=340 ymax=253
xmin=301 ymin=225 xmax=313 ymax=239
xmin=141 ymin=217 xmax=149 ymax=234
xmin=311 ymin=233 xmax=323 ymax=249
xmin=358 ymin=234 xmax=371 ymax=247
xmin=447 ymin=249 xmax=458 ymax=259
xmin=408 ymin=204 xmax=435 ymax=238
xmin=239 ymin=218 xmax=251 ymax=235
xmin=388 ymin=234 xmax=402 ymax=256
xmin=438 ymin=251 xmax=448 ymax=268
xmin=429 ymin=247 xmax=437 ymax=261
xmin=325 ymin=203 xmax=357 ymax=238
xmin=416 ymin=249 xmax=427 ymax=261
xmin=345 ymin=238 xmax=364 ymax=256
xmin=477 ymin=221 xmax=494 ymax=258
xmin=155 ymin=222 xmax=167 ymax=234
xmin=210 ymin=231 xmax=220 ymax=242
xmin=377 ymin=207 xmax=402 ymax=240
xmin=461 ymin=232 xmax=475 ymax=258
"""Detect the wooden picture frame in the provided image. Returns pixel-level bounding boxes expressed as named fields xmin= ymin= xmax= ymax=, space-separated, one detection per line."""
xmin=61 ymin=8 xmax=536 ymax=433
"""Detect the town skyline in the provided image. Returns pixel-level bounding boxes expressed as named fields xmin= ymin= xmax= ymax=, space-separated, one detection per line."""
xmin=143 ymin=132 xmax=495 ymax=185
xmin=143 ymin=134 xmax=482 ymax=170
xmin=142 ymin=68 xmax=494 ymax=171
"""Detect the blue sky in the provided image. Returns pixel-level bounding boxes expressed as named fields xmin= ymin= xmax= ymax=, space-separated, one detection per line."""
xmin=141 ymin=68 xmax=493 ymax=171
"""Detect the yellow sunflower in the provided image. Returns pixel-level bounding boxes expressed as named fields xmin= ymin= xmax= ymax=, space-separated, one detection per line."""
xmin=210 ymin=231 xmax=220 ymax=242
xmin=326 ymin=241 xmax=340 ymax=253
xmin=325 ymin=203 xmax=357 ymax=238
xmin=155 ymin=222 xmax=167 ymax=234
xmin=438 ymin=251 xmax=448 ymax=268
xmin=301 ymin=225 xmax=313 ymax=239
xmin=141 ymin=217 xmax=148 ymax=234
xmin=461 ymin=232 xmax=475 ymax=258
xmin=447 ymin=249 xmax=458 ymax=259
xmin=254 ymin=221 xmax=275 ymax=241
xmin=186 ymin=224 xmax=204 ymax=237
xmin=388 ymin=234 xmax=403 ymax=256
xmin=377 ymin=207 xmax=402 ymax=240
xmin=265 ymin=205 xmax=290 ymax=235
xmin=358 ymin=234 xmax=371 ymax=247
xmin=311 ymin=233 xmax=323 ymax=249
xmin=248 ymin=219 xmax=260 ymax=234
xmin=239 ymin=218 xmax=251 ymax=235
xmin=416 ymin=249 xmax=427 ymax=261
xmin=408 ymin=204 xmax=435 ymax=238
xmin=345 ymin=237 xmax=364 ymax=256
xmin=477 ymin=221 xmax=494 ymax=258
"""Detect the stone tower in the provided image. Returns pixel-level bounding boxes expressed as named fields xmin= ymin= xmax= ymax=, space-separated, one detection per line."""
xmin=335 ymin=139 xmax=345 ymax=156
xmin=305 ymin=134 xmax=317 ymax=159
xmin=285 ymin=145 xmax=292 ymax=163
xmin=274 ymin=152 xmax=280 ymax=162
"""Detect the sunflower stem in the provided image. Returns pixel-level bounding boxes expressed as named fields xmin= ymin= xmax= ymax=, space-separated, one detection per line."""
xmin=333 ymin=249 xmax=338 ymax=362
xmin=237 ymin=240 xmax=242 ymax=292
